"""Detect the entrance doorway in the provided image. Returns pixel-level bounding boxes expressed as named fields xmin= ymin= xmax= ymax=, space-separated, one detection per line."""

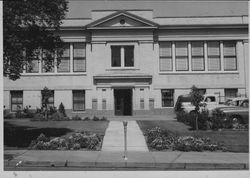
xmin=114 ymin=89 xmax=132 ymax=116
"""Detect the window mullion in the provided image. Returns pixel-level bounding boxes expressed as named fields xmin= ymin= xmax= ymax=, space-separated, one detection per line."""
xmin=204 ymin=41 xmax=208 ymax=71
xmin=70 ymin=43 xmax=73 ymax=73
xmin=172 ymin=42 xmax=176 ymax=71
xmin=121 ymin=46 xmax=125 ymax=67
xmin=188 ymin=42 xmax=191 ymax=71
xmin=220 ymin=41 xmax=224 ymax=71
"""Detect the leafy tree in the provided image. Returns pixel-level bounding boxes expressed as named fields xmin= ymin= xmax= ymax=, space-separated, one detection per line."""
xmin=3 ymin=0 xmax=68 ymax=80
xmin=190 ymin=85 xmax=204 ymax=130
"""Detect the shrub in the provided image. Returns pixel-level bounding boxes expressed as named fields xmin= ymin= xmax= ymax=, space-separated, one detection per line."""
xmin=72 ymin=115 xmax=82 ymax=121
xmin=144 ymin=127 xmax=225 ymax=152
xmin=93 ymin=116 xmax=99 ymax=121
xmin=100 ymin=116 xmax=107 ymax=121
xmin=176 ymin=111 xmax=209 ymax=130
xmin=29 ymin=132 xmax=102 ymax=151
xmin=84 ymin=117 xmax=90 ymax=121
xmin=58 ymin=102 xmax=67 ymax=117
xmin=31 ymin=113 xmax=45 ymax=121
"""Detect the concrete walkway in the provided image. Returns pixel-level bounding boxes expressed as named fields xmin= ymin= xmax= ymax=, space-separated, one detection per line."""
xmin=102 ymin=121 xmax=148 ymax=152
xmin=4 ymin=150 xmax=249 ymax=170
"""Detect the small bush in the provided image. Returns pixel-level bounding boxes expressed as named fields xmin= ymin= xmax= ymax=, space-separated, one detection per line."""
xmin=31 ymin=113 xmax=45 ymax=121
xmin=93 ymin=116 xmax=99 ymax=121
xmin=84 ymin=117 xmax=90 ymax=121
xmin=72 ymin=115 xmax=82 ymax=121
xmin=58 ymin=102 xmax=67 ymax=117
xmin=100 ymin=116 xmax=107 ymax=121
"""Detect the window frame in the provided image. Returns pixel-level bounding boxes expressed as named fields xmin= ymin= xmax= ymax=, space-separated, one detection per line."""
xmin=159 ymin=42 xmax=173 ymax=71
xmin=175 ymin=41 xmax=189 ymax=71
xmin=72 ymin=90 xmax=86 ymax=111
xmin=110 ymin=45 xmax=135 ymax=68
xmin=73 ymin=43 xmax=86 ymax=72
xmin=161 ymin=89 xmax=174 ymax=107
xmin=191 ymin=41 xmax=205 ymax=71
xmin=58 ymin=43 xmax=70 ymax=73
xmin=10 ymin=91 xmax=23 ymax=112
xmin=223 ymin=41 xmax=237 ymax=71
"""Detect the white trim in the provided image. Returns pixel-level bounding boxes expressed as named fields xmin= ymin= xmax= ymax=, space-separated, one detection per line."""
xmin=159 ymin=71 xmax=239 ymax=75
xmin=220 ymin=41 xmax=224 ymax=71
xmin=21 ymin=72 xmax=87 ymax=76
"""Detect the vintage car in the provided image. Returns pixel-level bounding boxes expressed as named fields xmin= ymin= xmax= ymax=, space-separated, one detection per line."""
xmin=213 ymin=99 xmax=249 ymax=128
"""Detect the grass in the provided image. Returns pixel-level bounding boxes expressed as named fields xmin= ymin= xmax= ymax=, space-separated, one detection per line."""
xmin=4 ymin=120 xmax=109 ymax=149
xmin=137 ymin=120 xmax=249 ymax=153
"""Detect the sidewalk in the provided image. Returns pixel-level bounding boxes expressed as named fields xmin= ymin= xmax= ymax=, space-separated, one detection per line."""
xmin=4 ymin=150 xmax=249 ymax=170
xmin=102 ymin=121 xmax=148 ymax=151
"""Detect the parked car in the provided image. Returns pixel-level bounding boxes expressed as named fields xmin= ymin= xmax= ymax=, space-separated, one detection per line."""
xmin=213 ymin=99 xmax=249 ymax=128
xmin=174 ymin=94 xmax=225 ymax=117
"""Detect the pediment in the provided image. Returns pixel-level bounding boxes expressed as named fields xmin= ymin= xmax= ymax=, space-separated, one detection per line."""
xmin=86 ymin=11 xmax=158 ymax=29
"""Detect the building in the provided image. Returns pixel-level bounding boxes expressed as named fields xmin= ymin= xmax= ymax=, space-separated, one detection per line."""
xmin=3 ymin=1 xmax=249 ymax=117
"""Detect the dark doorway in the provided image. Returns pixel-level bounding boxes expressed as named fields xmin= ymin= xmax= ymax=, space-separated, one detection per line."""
xmin=114 ymin=89 xmax=132 ymax=116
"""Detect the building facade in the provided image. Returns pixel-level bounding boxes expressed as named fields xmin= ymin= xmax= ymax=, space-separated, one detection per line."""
xmin=4 ymin=4 xmax=249 ymax=117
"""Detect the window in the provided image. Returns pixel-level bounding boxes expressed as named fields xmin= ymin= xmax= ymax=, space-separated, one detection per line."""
xmin=58 ymin=43 xmax=70 ymax=72
xmin=161 ymin=89 xmax=174 ymax=107
xmin=207 ymin=41 xmax=221 ymax=71
xmin=26 ymin=60 xmax=39 ymax=73
xmin=224 ymin=41 xmax=237 ymax=71
xmin=175 ymin=42 xmax=188 ymax=71
xmin=73 ymin=43 xmax=86 ymax=72
xmin=225 ymin=89 xmax=238 ymax=99
xmin=191 ymin=41 xmax=204 ymax=71
xmin=42 ymin=90 xmax=54 ymax=108
xmin=159 ymin=42 xmax=172 ymax=71
xmin=124 ymin=46 xmax=134 ymax=67
xmin=73 ymin=90 xmax=85 ymax=111
xmin=111 ymin=45 xmax=134 ymax=67
xmin=11 ymin=91 xmax=23 ymax=111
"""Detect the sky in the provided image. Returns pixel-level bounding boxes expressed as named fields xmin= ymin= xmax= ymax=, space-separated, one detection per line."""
xmin=66 ymin=0 xmax=248 ymax=19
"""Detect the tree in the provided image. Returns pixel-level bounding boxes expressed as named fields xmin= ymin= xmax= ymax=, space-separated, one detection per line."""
xmin=3 ymin=0 xmax=68 ymax=80
xmin=190 ymin=85 xmax=204 ymax=130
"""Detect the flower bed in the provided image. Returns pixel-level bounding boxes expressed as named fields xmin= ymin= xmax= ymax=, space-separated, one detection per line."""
xmin=144 ymin=127 xmax=227 ymax=152
xmin=29 ymin=132 xmax=103 ymax=151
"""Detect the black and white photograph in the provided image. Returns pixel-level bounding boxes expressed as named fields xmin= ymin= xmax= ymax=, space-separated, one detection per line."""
xmin=1 ymin=0 xmax=249 ymax=177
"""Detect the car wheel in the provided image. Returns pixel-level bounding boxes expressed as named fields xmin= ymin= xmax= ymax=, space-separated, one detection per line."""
xmin=231 ymin=115 xmax=241 ymax=129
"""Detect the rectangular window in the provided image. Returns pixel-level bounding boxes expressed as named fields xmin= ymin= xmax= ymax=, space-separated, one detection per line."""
xmin=175 ymin=42 xmax=188 ymax=71
xmin=58 ymin=43 xmax=70 ymax=72
xmin=42 ymin=90 xmax=54 ymax=108
xmin=124 ymin=46 xmax=134 ymax=67
xmin=73 ymin=90 xmax=85 ymax=111
xmin=161 ymin=89 xmax=174 ymax=107
xmin=26 ymin=60 xmax=39 ymax=73
xmin=159 ymin=42 xmax=172 ymax=71
xmin=111 ymin=45 xmax=134 ymax=67
xmin=207 ymin=41 xmax=221 ymax=71
xmin=223 ymin=41 xmax=237 ymax=71
xmin=111 ymin=46 xmax=121 ymax=67
xmin=73 ymin=43 xmax=86 ymax=72
xmin=225 ymin=88 xmax=238 ymax=99
xmin=191 ymin=41 xmax=204 ymax=71
xmin=11 ymin=91 xmax=23 ymax=112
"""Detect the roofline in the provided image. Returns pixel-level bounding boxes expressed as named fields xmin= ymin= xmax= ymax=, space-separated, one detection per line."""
xmin=86 ymin=10 xmax=159 ymax=28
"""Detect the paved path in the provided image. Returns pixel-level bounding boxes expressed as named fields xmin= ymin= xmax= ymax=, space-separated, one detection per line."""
xmin=102 ymin=121 xmax=148 ymax=152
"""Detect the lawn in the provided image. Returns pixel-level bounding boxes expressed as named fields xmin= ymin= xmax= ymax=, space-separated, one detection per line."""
xmin=137 ymin=120 xmax=249 ymax=153
xmin=4 ymin=120 xmax=109 ymax=149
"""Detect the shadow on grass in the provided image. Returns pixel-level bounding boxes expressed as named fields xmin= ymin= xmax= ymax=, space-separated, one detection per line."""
xmin=4 ymin=122 xmax=73 ymax=148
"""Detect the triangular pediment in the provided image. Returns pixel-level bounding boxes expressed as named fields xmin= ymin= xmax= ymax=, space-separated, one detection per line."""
xmin=86 ymin=11 xmax=158 ymax=29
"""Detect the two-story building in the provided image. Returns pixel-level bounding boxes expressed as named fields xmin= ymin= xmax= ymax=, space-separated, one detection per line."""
xmin=3 ymin=1 xmax=249 ymax=117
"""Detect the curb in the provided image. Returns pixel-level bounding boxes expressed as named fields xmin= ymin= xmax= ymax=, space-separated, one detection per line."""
xmin=5 ymin=160 xmax=249 ymax=170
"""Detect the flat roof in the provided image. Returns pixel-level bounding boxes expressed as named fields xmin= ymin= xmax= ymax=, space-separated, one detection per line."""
xmin=66 ymin=0 xmax=248 ymax=19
